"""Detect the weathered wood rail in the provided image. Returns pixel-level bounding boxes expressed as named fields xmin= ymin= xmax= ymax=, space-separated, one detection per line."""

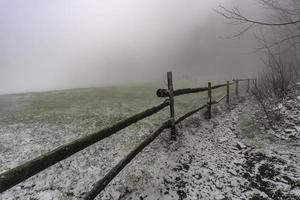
xmin=156 ymin=82 xmax=230 ymax=98
xmin=0 ymin=72 xmax=254 ymax=199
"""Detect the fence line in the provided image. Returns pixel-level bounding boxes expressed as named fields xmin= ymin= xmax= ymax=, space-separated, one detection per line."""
xmin=212 ymin=94 xmax=227 ymax=105
xmin=175 ymin=104 xmax=207 ymax=125
xmin=167 ymin=72 xmax=177 ymax=141
xmin=156 ymin=82 xmax=233 ymax=98
xmin=84 ymin=121 xmax=170 ymax=200
xmin=0 ymin=100 xmax=170 ymax=192
xmin=0 ymin=72 xmax=254 ymax=199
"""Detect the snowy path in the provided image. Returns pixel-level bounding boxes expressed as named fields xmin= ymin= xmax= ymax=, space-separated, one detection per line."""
xmin=99 ymin=97 xmax=300 ymax=200
xmin=153 ymin=104 xmax=250 ymax=200
xmin=107 ymin=100 xmax=252 ymax=200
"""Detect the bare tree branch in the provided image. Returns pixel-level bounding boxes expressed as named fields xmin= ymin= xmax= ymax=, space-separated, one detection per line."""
xmin=216 ymin=6 xmax=300 ymax=26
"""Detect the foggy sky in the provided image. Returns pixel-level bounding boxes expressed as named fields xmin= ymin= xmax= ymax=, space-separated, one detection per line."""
xmin=0 ymin=0 xmax=262 ymax=94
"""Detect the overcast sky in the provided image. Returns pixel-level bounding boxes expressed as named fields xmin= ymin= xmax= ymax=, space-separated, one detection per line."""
xmin=0 ymin=0 xmax=261 ymax=94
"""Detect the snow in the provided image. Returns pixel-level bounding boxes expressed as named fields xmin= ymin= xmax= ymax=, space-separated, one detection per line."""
xmin=0 ymin=85 xmax=299 ymax=199
xmin=291 ymin=188 xmax=300 ymax=197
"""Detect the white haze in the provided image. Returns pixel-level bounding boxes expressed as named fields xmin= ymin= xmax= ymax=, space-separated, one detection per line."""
xmin=0 ymin=0 xmax=263 ymax=94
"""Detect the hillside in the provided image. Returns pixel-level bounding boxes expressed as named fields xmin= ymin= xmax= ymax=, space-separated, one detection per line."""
xmin=1 ymin=83 xmax=299 ymax=199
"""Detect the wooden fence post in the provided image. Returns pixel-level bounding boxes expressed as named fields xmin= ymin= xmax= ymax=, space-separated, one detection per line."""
xmin=254 ymin=78 xmax=257 ymax=88
xmin=235 ymin=79 xmax=239 ymax=96
xmin=207 ymin=82 xmax=212 ymax=119
xmin=167 ymin=72 xmax=176 ymax=140
xmin=226 ymin=81 xmax=230 ymax=105
xmin=247 ymin=78 xmax=250 ymax=93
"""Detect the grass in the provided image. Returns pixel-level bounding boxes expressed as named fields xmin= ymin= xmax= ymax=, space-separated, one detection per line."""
xmin=0 ymin=81 xmax=235 ymax=171
xmin=0 ymin=81 xmax=231 ymax=130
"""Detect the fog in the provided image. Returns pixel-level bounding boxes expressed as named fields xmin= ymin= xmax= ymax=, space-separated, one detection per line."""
xmin=0 ymin=0 xmax=262 ymax=94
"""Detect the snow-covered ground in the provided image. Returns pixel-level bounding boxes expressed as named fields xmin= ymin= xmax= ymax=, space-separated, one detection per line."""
xmin=0 ymin=83 xmax=299 ymax=199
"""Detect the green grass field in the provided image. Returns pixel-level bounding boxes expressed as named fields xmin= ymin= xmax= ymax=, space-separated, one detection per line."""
xmin=0 ymin=81 xmax=239 ymax=171
xmin=0 ymin=81 xmax=234 ymax=131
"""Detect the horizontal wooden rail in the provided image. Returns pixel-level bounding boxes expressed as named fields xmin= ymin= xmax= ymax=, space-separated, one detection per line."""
xmin=175 ymin=104 xmax=207 ymax=125
xmin=156 ymin=82 xmax=234 ymax=98
xmin=211 ymin=83 xmax=228 ymax=90
xmin=211 ymin=94 xmax=227 ymax=105
xmin=84 ymin=121 xmax=170 ymax=200
xmin=217 ymin=94 xmax=227 ymax=103
xmin=0 ymin=100 xmax=170 ymax=193
xmin=157 ymin=87 xmax=207 ymax=98
xmin=234 ymin=78 xmax=254 ymax=82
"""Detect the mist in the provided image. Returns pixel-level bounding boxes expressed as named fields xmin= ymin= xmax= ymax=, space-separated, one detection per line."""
xmin=0 ymin=0 xmax=262 ymax=94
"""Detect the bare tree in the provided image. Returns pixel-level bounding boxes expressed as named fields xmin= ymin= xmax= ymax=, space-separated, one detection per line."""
xmin=217 ymin=0 xmax=300 ymax=128
xmin=216 ymin=0 xmax=300 ymax=51
xmin=216 ymin=0 xmax=300 ymax=87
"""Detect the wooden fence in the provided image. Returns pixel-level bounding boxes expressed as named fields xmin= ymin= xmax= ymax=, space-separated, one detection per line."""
xmin=0 ymin=72 xmax=254 ymax=199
